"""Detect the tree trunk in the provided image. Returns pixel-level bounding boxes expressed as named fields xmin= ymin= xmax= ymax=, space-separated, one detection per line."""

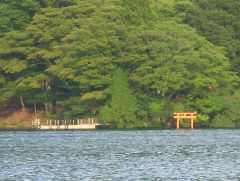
xmin=44 ymin=102 xmax=48 ymax=114
xmin=20 ymin=95 xmax=25 ymax=112
xmin=34 ymin=102 xmax=37 ymax=117
xmin=51 ymin=100 xmax=57 ymax=114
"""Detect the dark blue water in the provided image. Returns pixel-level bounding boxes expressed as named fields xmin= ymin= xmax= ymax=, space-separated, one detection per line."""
xmin=0 ymin=130 xmax=240 ymax=180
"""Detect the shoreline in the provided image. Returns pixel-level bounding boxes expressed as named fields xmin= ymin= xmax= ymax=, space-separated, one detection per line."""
xmin=0 ymin=127 xmax=239 ymax=131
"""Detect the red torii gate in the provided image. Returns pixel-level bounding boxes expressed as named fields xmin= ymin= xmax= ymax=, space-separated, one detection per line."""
xmin=173 ymin=112 xmax=197 ymax=130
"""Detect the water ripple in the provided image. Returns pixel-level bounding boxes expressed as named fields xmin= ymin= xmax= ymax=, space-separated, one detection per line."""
xmin=0 ymin=130 xmax=240 ymax=180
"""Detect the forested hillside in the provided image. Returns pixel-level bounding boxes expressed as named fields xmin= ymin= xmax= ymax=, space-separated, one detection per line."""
xmin=0 ymin=0 xmax=239 ymax=128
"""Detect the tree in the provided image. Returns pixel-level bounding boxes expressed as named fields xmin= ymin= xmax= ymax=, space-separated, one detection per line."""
xmin=184 ymin=0 xmax=240 ymax=76
xmin=25 ymin=6 xmax=80 ymax=114
xmin=0 ymin=31 xmax=32 ymax=110
xmin=100 ymin=69 xmax=138 ymax=128
xmin=47 ymin=0 xmax=121 ymax=115
xmin=0 ymin=0 xmax=40 ymax=37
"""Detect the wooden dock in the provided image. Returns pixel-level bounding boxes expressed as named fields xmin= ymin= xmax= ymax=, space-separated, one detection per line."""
xmin=32 ymin=118 xmax=101 ymax=130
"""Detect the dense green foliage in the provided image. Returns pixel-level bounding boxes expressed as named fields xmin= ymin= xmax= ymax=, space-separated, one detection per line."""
xmin=100 ymin=69 xmax=138 ymax=128
xmin=0 ymin=0 xmax=239 ymax=128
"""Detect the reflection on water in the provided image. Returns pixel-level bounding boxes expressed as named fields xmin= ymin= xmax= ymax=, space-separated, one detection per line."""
xmin=0 ymin=130 xmax=240 ymax=180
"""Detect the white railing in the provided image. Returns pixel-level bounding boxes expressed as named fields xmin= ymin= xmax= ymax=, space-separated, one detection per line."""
xmin=32 ymin=118 xmax=100 ymax=130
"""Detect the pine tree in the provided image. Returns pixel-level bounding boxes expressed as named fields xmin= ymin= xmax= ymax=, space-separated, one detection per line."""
xmin=100 ymin=69 xmax=138 ymax=128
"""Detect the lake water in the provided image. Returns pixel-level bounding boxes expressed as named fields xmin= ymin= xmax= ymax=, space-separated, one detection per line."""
xmin=0 ymin=130 xmax=239 ymax=180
